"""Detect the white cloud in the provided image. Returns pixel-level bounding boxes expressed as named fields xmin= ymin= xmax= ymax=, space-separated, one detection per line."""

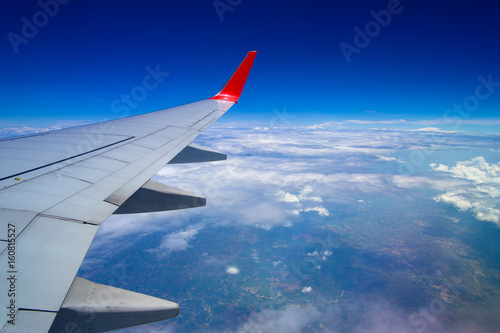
xmin=304 ymin=206 xmax=330 ymax=216
xmin=430 ymin=157 xmax=500 ymax=225
xmin=157 ymin=224 xmax=204 ymax=254
xmin=0 ymin=126 xmax=60 ymax=138
xmin=277 ymin=191 xmax=299 ymax=202
xmin=434 ymin=192 xmax=473 ymax=211
xmin=151 ymin=126 xmax=500 ymax=229
xmin=235 ymin=300 xmax=497 ymax=333
xmin=236 ymin=305 xmax=321 ymax=333
xmin=317 ymin=119 xmax=407 ymax=129
xmin=376 ymin=155 xmax=404 ymax=163
xmin=431 ymin=157 xmax=500 ymax=184
xmin=410 ymin=127 xmax=459 ymax=133
xmin=301 ymin=286 xmax=312 ymax=293
xmin=413 ymin=118 xmax=500 ymax=126
xmin=298 ymin=186 xmax=322 ymax=202
xmin=81 ymin=125 xmax=500 ymax=265
xmin=226 ymin=266 xmax=240 ymax=275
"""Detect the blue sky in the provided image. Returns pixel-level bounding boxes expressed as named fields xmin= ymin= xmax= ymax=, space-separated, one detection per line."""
xmin=1 ymin=0 xmax=500 ymax=132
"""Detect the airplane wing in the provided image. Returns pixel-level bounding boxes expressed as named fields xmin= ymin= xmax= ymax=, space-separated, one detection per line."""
xmin=0 ymin=51 xmax=257 ymax=332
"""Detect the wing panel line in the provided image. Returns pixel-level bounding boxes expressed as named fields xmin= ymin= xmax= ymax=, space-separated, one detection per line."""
xmin=0 ymin=136 xmax=135 ymax=182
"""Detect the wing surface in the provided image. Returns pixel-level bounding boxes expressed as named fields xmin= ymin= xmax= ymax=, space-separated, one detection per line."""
xmin=0 ymin=51 xmax=256 ymax=332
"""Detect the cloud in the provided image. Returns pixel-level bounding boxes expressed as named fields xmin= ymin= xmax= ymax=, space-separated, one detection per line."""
xmin=226 ymin=266 xmax=240 ymax=275
xmin=277 ymin=191 xmax=299 ymax=202
xmin=150 ymin=126 xmax=500 ymax=229
xmin=298 ymin=186 xmax=322 ymax=202
xmin=304 ymin=206 xmax=330 ymax=216
xmin=301 ymin=286 xmax=312 ymax=293
xmin=434 ymin=192 xmax=473 ymax=211
xmin=392 ymin=157 xmax=500 ymax=225
xmin=234 ymin=299 xmax=497 ymax=333
xmin=410 ymin=127 xmax=459 ymax=133
xmin=235 ymin=305 xmax=321 ymax=333
xmin=412 ymin=118 xmax=500 ymax=126
xmin=79 ymin=124 xmax=500 ymax=264
xmin=430 ymin=157 xmax=500 ymax=224
xmin=156 ymin=224 xmax=204 ymax=254
xmin=0 ymin=126 xmax=59 ymax=138
xmin=69 ymin=123 xmax=500 ymax=332
xmin=376 ymin=155 xmax=404 ymax=163
xmin=313 ymin=118 xmax=500 ymax=130
xmin=316 ymin=119 xmax=407 ymax=129
xmin=431 ymin=156 xmax=500 ymax=184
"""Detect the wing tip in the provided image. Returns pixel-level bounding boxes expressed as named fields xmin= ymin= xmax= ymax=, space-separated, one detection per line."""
xmin=210 ymin=51 xmax=257 ymax=103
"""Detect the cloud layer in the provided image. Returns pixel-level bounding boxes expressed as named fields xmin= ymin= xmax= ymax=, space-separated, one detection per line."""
xmin=430 ymin=157 xmax=500 ymax=224
xmin=70 ymin=123 xmax=500 ymax=333
xmin=81 ymin=124 xmax=500 ymax=258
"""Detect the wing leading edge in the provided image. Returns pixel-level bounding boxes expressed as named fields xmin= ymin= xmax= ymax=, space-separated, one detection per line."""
xmin=0 ymin=51 xmax=256 ymax=332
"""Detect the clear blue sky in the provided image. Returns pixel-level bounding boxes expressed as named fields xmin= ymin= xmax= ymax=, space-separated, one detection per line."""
xmin=1 ymin=0 xmax=499 ymax=128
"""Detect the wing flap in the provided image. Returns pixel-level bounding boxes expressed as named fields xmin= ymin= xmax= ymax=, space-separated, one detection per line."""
xmin=169 ymin=143 xmax=227 ymax=164
xmin=112 ymin=180 xmax=206 ymax=214
xmin=0 ymin=216 xmax=98 ymax=314
xmin=100 ymin=143 xmax=154 ymax=163
xmin=0 ymin=174 xmax=91 ymax=212
xmin=0 ymin=209 xmax=37 ymax=241
xmin=2 ymin=311 xmax=57 ymax=332
xmin=0 ymin=134 xmax=133 ymax=180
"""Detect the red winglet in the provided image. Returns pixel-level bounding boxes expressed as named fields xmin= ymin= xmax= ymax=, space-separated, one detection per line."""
xmin=210 ymin=51 xmax=257 ymax=103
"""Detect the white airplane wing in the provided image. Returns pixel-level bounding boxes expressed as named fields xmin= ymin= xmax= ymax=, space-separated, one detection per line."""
xmin=0 ymin=51 xmax=257 ymax=332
